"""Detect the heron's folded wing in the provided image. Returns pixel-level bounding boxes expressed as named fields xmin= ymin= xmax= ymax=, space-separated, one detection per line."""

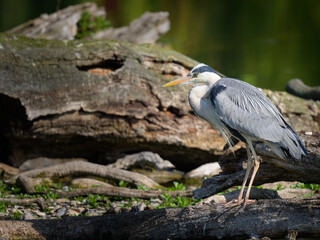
xmin=210 ymin=78 xmax=284 ymax=143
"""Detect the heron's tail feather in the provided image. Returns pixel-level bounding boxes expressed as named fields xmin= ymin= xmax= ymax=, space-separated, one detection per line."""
xmin=267 ymin=125 xmax=307 ymax=160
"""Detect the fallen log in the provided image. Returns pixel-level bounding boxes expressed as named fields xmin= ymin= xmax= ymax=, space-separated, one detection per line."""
xmin=0 ymin=199 xmax=319 ymax=239
xmin=6 ymin=3 xmax=170 ymax=44
xmin=6 ymin=2 xmax=105 ymax=40
xmin=0 ymin=33 xmax=319 ymax=172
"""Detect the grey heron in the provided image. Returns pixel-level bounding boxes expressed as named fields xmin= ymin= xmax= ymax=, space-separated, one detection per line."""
xmin=163 ymin=63 xmax=307 ymax=208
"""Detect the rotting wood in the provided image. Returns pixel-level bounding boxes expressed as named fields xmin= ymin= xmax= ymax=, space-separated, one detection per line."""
xmin=0 ymin=199 xmax=319 ymax=239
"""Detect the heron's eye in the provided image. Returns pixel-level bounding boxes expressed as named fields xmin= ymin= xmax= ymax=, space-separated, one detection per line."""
xmin=192 ymin=72 xmax=198 ymax=78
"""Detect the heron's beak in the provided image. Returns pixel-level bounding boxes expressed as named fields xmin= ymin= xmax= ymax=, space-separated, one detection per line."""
xmin=163 ymin=76 xmax=193 ymax=87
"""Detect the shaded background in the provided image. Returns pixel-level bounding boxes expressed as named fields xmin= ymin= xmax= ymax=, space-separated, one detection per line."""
xmin=1 ymin=0 xmax=319 ymax=90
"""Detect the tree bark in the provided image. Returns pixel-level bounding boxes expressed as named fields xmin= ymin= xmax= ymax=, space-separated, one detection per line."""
xmin=0 ymin=199 xmax=319 ymax=240
xmin=0 ymin=33 xmax=319 ymax=173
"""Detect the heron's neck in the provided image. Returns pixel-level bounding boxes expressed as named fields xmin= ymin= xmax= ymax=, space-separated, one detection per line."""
xmin=188 ymin=84 xmax=212 ymax=116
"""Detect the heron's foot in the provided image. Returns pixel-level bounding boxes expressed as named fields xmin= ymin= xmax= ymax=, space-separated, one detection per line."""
xmin=225 ymin=198 xmax=255 ymax=208
xmin=225 ymin=199 xmax=243 ymax=208
xmin=233 ymin=199 xmax=255 ymax=216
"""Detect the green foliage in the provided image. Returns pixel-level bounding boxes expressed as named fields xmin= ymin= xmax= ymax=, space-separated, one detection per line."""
xmin=43 ymin=191 xmax=58 ymax=200
xmin=291 ymin=183 xmax=320 ymax=191
xmin=73 ymin=196 xmax=85 ymax=202
xmin=34 ymin=184 xmax=58 ymax=200
xmin=137 ymin=185 xmax=149 ymax=191
xmin=0 ymin=201 xmax=7 ymax=212
xmin=118 ymin=180 xmax=129 ymax=188
xmin=12 ymin=210 xmax=21 ymax=220
xmin=155 ymin=193 xmax=199 ymax=209
xmin=34 ymin=185 xmax=50 ymax=193
xmin=86 ymin=194 xmax=100 ymax=208
xmin=0 ymin=180 xmax=22 ymax=196
xmin=167 ymin=181 xmax=186 ymax=191
xmin=76 ymin=11 xmax=111 ymax=39
xmin=53 ymin=182 xmax=61 ymax=189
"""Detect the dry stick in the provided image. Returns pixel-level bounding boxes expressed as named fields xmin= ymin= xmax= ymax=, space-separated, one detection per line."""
xmin=0 ymin=197 xmax=46 ymax=210
xmin=12 ymin=161 xmax=161 ymax=193
xmin=55 ymin=186 xmax=193 ymax=199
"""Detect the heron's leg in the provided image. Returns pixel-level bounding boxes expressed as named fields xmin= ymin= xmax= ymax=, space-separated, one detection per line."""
xmin=243 ymin=142 xmax=261 ymax=208
xmin=236 ymin=145 xmax=254 ymax=202
xmin=225 ymin=144 xmax=253 ymax=206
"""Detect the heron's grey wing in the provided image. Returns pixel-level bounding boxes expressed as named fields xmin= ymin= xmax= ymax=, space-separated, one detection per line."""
xmin=210 ymin=78 xmax=286 ymax=143
xmin=210 ymin=78 xmax=306 ymax=159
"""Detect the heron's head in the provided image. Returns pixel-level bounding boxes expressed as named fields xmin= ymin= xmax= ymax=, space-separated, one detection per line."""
xmin=163 ymin=63 xmax=224 ymax=88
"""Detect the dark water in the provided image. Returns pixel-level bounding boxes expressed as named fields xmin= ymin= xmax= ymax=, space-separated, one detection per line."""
xmin=1 ymin=0 xmax=319 ymax=90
